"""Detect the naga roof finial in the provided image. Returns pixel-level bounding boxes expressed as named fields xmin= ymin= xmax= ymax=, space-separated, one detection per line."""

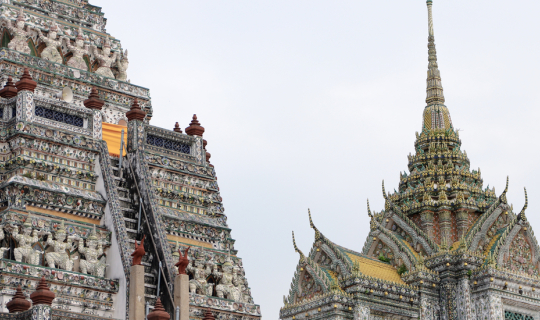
xmin=308 ymin=209 xmax=321 ymax=240
xmin=499 ymin=176 xmax=509 ymax=203
xmin=425 ymin=0 xmax=445 ymax=105
xmin=382 ymin=180 xmax=387 ymax=200
xmin=367 ymin=199 xmax=372 ymax=218
xmin=517 ymin=187 xmax=528 ymax=221
xmin=292 ymin=231 xmax=305 ymax=259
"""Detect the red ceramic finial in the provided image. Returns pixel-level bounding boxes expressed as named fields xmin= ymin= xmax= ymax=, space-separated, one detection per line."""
xmin=15 ymin=68 xmax=37 ymax=93
xmin=185 ymin=114 xmax=205 ymax=136
xmin=126 ymin=98 xmax=146 ymax=121
xmin=147 ymin=298 xmax=171 ymax=320
xmin=0 ymin=77 xmax=18 ymax=98
xmin=175 ymin=246 xmax=190 ymax=275
xmin=173 ymin=122 xmax=182 ymax=133
xmin=205 ymin=151 xmax=211 ymax=163
xmin=84 ymin=87 xmax=105 ymax=110
xmin=30 ymin=277 xmax=55 ymax=306
xmin=131 ymin=235 xmax=146 ymax=266
xmin=203 ymin=310 xmax=216 ymax=320
xmin=6 ymin=286 xmax=31 ymax=313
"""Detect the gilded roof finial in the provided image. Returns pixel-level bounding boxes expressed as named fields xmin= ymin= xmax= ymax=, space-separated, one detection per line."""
xmin=292 ymin=231 xmax=305 ymax=260
xmin=425 ymin=0 xmax=445 ymax=105
xmin=308 ymin=209 xmax=321 ymax=240
xmin=382 ymin=180 xmax=388 ymax=200
xmin=517 ymin=187 xmax=528 ymax=221
xmin=367 ymin=199 xmax=372 ymax=218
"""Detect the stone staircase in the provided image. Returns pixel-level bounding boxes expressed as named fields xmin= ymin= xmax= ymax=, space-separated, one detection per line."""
xmin=109 ymin=157 xmax=158 ymax=311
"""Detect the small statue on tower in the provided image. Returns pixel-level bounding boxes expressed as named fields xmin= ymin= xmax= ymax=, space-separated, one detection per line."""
xmin=213 ymin=258 xmax=240 ymax=301
xmin=91 ymin=37 xmax=118 ymax=79
xmin=175 ymin=245 xmax=190 ymax=275
xmin=79 ymin=226 xmax=107 ymax=277
xmin=131 ymin=234 xmax=145 ymax=266
xmin=115 ymin=49 xmax=129 ymax=81
xmin=64 ymin=28 xmax=90 ymax=71
xmin=187 ymin=256 xmax=213 ymax=295
xmin=1 ymin=9 xmax=31 ymax=54
xmin=45 ymin=221 xmax=75 ymax=271
xmin=12 ymin=220 xmax=40 ymax=265
xmin=35 ymin=22 xmax=63 ymax=64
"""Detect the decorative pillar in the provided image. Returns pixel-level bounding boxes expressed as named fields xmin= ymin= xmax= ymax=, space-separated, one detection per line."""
xmin=353 ymin=300 xmax=370 ymax=320
xmin=14 ymin=68 xmax=37 ymax=123
xmin=185 ymin=115 xmax=206 ymax=164
xmin=130 ymin=235 xmax=146 ymax=320
xmin=438 ymin=210 xmax=452 ymax=245
xmin=174 ymin=274 xmax=189 ymax=320
xmin=455 ymin=277 xmax=473 ymax=320
xmin=420 ymin=210 xmax=434 ymax=240
xmin=456 ymin=209 xmax=469 ymax=239
xmin=84 ymin=87 xmax=105 ymax=140
xmin=126 ymin=98 xmax=146 ymax=153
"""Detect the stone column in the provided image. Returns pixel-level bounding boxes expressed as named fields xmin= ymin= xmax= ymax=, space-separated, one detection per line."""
xmin=455 ymin=277 xmax=473 ymax=320
xmin=353 ymin=300 xmax=369 ymax=320
xmin=129 ymin=264 xmax=146 ymax=320
xmin=456 ymin=209 xmax=469 ymax=239
xmin=15 ymin=68 xmax=37 ymax=123
xmin=174 ymin=274 xmax=190 ymax=320
xmin=126 ymin=98 xmax=146 ymax=153
xmin=420 ymin=210 xmax=434 ymax=240
xmin=438 ymin=210 xmax=452 ymax=245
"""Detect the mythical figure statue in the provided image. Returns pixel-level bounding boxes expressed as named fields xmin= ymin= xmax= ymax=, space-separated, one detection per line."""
xmin=175 ymin=245 xmax=190 ymax=275
xmin=115 ymin=49 xmax=129 ymax=81
xmin=91 ymin=37 xmax=117 ymax=78
xmin=2 ymin=9 xmax=31 ymax=54
xmin=131 ymin=234 xmax=145 ymax=266
xmin=35 ymin=22 xmax=62 ymax=64
xmin=79 ymin=227 xmax=106 ymax=277
xmin=64 ymin=28 xmax=89 ymax=70
xmin=12 ymin=220 xmax=40 ymax=265
xmin=213 ymin=259 xmax=240 ymax=300
xmin=187 ymin=257 xmax=213 ymax=295
xmin=45 ymin=221 xmax=75 ymax=271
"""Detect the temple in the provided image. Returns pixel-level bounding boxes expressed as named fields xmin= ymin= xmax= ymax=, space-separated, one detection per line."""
xmin=0 ymin=0 xmax=260 ymax=319
xmin=280 ymin=1 xmax=539 ymax=319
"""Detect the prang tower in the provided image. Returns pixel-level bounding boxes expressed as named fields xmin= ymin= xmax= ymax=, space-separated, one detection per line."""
xmin=0 ymin=1 xmax=261 ymax=319
xmin=280 ymin=1 xmax=539 ymax=319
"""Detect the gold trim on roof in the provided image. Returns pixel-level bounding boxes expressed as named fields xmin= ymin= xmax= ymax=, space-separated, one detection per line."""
xmin=345 ymin=253 xmax=405 ymax=284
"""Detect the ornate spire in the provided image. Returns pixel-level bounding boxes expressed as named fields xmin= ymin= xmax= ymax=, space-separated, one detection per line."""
xmin=425 ymin=0 xmax=445 ymax=105
xmin=292 ymin=231 xmax=305 ymax=259
xmin=308 ymin=209 xmax=321 ymax=240
xmin=185 ymin=114 xmax=205 ymax=136
xmin=84 ymin=87 xmax=104 ymax=110
xmin=126 ymin=98 xmax=146 ymax=121
xmin=0 ymin=77 xmax=18 ymax=98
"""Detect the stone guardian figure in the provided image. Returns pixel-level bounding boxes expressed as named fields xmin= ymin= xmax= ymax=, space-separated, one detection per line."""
xmin=115 ymin=49 xmax=129 ymax=81
xmin=64 ymin=28 xmax=90 ymax=70
xmin=12 ymin=220 xmax=40 ymax=265
xmin=213 ymin=258 xmax=240 ymax=301
xmin=35 ymin=22 xmax=63 ymax=64
xmin=1 ymin=9 xmax=31 ymax=54
xmin=78 ymin=227 xmax=106 ymax=277
xmin=45 ymin=221 xmax=75 ymax=271
xmin=91 ymin=37 xmax=117 ymax=78
xmin=187 ymin=257 xmax=213 ymax=295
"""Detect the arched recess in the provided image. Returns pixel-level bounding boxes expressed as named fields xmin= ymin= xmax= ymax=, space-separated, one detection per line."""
xmin=27 ymin=38 xmax=37 ymax=57
xmin=1 ymin=29 xmax=11 ymax=48
xmin=498 ymin=226 xmax=540 ymax=277
xmin=293 ymin=267 xmax=327 ymax=304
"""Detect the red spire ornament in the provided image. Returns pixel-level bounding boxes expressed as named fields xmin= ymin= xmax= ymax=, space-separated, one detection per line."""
xmin=6 ymin=286 xmax=31 ymax=313
xmin=175 ymin=246 xmax=190 ymax=275
xmin=15 ymin=68 xmax=37 ymax=93
xmin=84 ymin=87 xmax=104 ymax=110
xmin=185 ymin=114 xmax=204 ymax=136
xmin=147 ymin=298 xmax=170 ymax=320
xmin=126 ymin=98 xmax=146 ymax=121
xmin=203 ymin=310 xmax=216 ymax=320
xmin=30 ymin=277 xmax=55 ymax=306
xmin=131 ymin=234 xmax=146 ymax=266
xmin=173 ymin=122 xmax=182 ymax=133
xmin=0 ymin=77 xmax=18 ymax=98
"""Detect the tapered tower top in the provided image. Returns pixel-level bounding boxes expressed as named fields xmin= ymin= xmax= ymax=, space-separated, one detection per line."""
xmin=422 ymin=0 xmax=453 ymax=131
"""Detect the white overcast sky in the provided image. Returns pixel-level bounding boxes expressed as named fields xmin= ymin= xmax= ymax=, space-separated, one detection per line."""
xmin=95 ymin=0 xmax=540 ymax=318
